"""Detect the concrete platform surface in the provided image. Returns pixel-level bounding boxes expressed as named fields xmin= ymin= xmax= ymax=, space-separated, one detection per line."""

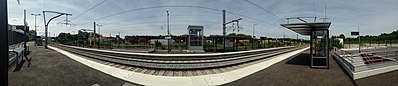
xmin=8 ymin=42 xmax=139 ymax=86
xmin=49 ymin=45 xmax=309 ymax=86
xmin=224 ymin=50 xmax=354 ymax=86
xmin=224 ymin=50 xmax=398 ymax=86
xmin=8 ymin=43 xmax=398 ymax=86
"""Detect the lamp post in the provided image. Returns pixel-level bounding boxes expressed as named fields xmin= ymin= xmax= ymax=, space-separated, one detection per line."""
xmin=31 ymin=13 xmax=41 ymax=46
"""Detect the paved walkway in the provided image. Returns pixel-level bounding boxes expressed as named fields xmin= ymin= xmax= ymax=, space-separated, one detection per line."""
xmin=8 ymin=43 xmax=398 ymax=86
xmin=225 ymin=50 xmax=398 ymax=86
xmin=355 ymin=69 xmax=398 ymax=86
xmin=8 ymin=42 xmax=139 ymax=86
xmin=225 ymin=50 xmax=354 ymax=86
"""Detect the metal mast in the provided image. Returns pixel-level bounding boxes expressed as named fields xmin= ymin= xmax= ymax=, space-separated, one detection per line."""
xmin=167 ymin=11 xmax=170 ymax=53
xmin=42 ymin=11 xmax=72 ymax=49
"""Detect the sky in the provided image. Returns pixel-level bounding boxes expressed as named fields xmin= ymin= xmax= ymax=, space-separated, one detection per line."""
xmin=7 ymin=0 xmax=398 ymax=39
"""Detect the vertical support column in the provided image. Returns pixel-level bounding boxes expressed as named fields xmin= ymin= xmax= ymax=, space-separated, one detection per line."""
xmin=327 ymin=30 xmax=330 ymax=68
xmin=43 ymin=12 xmax=48 ymax=49
xmin=23 ymin=10 xmax=27 ymax=56
xmin=93 ymin=22 xmax=96 ymax=48
xmin=201 ymin=28 xmax=204 ymax=50
xmin=166 ymin=11 xmax=170 ymax=53
xmin=118 ymin=32 xmax=120 ymax=48
xmin=310 ymin=28 xmax=313 ymax=67
xmin=358 ymin=26 xmax=361 ymax=53
xmin=187 ymin=28 xmax=190 ymax=50
xmin=314 ymin=34 xmax=317 ymax=56
xmin=1 ymin=0 xmax=9 ymax=85
xmin=222 ymin=10 xmax=226 ymax=51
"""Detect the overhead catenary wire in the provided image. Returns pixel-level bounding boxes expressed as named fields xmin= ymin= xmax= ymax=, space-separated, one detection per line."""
xmin=68 ymin=5 xmax=288 ymax=37
xmin=74 ymin=5 xmax=277 ymax=28
xmin=244 ymin=0 xmax=286 ymax=22
xmin=243 ymin=0 xmax=308 ymax=38
xmin=70 ymin=0 xmax=108 ymax=21
xmin=104 ymin=24 xmax=217 ymax=31
xmin=102 ymin=20 xmax=220 ymax=29
xmin=99 ymin=15 xmax=220 ymax=26
xmin=75 ymin=14 xmax=221 ymax=30
xmin=74 ymin=5 xmax=221 ymax=27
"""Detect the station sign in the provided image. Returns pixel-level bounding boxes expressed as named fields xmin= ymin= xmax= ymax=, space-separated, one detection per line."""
xmin=351 ymin=31 xmax=359 ymax=36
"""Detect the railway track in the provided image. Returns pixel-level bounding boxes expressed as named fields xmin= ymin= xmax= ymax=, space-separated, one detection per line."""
xmin=53 ymin=44 xmax=306 ymax=76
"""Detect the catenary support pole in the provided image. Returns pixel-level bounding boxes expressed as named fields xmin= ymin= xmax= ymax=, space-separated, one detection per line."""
xmin=43 ymin=12 xmax=48 ymax=49
xmin=93 ymin=22 xmax=96 ymax=48
xmin=167 ymin=11 xmax=170 ymax=53
xmin=223 ymin=10 xmax=226 ymax=51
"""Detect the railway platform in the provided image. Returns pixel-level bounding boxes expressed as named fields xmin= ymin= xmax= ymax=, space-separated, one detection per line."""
xmin=7 ymin=42 xmax=398 ymax=86
xmin=8 ymin=42 xmax=139 ymax=86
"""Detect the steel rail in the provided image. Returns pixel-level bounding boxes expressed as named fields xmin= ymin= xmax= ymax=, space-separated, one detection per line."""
xmin=54 ymin=45 xmax=304 ymax=69
xmin=56 ymin=45 xmax=301 ymax=63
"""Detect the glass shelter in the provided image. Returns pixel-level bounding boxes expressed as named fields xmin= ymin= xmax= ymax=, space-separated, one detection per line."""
xmin=281 ymin=22 xmax=331 ymax=68
xmin=187 ymin=25 xmax=204 ymax=52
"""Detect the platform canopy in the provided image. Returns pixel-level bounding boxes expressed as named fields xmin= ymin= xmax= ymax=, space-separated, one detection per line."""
xmin=281 ymin=22 xmax=331 ymax=36
xmin=281 ymin=22 xmax=332 ymax=69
